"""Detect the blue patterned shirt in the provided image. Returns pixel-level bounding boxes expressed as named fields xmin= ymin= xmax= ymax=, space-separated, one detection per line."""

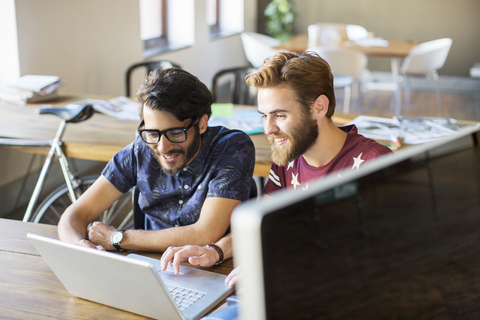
xmin=102 ymin=126 xmax=255 ymax=230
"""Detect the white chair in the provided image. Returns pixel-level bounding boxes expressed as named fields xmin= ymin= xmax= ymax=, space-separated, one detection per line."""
xmin=346 ymin=24 xmax=368 ymax=41
xmin=308 ymin=46 xmax=368 ymax=113
xmin=308 ymin=23 xmax=368 ymax=47
xmin=400 ymin=38 xmax=452 ymax=115
xmin=307 ymin=23 xmax=347 ymax=47
xmin=240 ymin=32 xmax=281 ymax=68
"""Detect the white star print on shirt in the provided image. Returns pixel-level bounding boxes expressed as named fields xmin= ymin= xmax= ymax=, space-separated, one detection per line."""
xmin=291 ymin=173 xmax=300 ymax=190
xmin=287 ymin=160 xmax=294 ymax=170
xmin=352 ymin=153 xmax=365 ymax=170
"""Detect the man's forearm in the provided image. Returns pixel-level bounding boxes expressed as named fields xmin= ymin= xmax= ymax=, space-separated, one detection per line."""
xmin=118 ymin=223 xmax=228 ymax=252
xmin=58 ymin=209 xmax=89 ymax=244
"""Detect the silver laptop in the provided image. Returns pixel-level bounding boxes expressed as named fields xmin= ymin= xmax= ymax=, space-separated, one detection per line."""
xmin=27 ymin=233 xmax=234 ymax=320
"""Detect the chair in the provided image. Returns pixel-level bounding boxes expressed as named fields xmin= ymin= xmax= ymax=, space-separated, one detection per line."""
xmin=308 ymin=23 xmax=368 ymax=47
xmin=308 ymin=46 xmax=368 ymax=113
xmin=240 ymin=32 xmax=281 ymax=68
xmin=212 ymin=67 xmax=258 ymax=105
xmin=400 ymin=38 xmax=452 ymax=115
xmin=346 ymin=24 xmax=368 ymax=41
xmin=125 ymin=60 xmax=181 ymax=97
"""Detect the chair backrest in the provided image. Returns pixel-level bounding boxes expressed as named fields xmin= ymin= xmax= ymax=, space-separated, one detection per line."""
xmin=240 ymin=32 xmax=281 ymax=68
xmin=401 ymin=38 xmax=452 ymax=75
xmin=212 ymin=67 xmax=258 ymax=105
xmin=308 ymin=46 xmax=368 ymax=79
xmin=346 ymin=24 xmax=368 ymax=41
xmin=125 ymin=60 xmax=181 ymax=97
xmin=308 ymin=23 xmax=349 ymax=47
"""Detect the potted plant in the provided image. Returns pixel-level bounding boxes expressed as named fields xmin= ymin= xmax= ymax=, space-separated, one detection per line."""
xmin=264 ymin=0 xmax=295 ymax=41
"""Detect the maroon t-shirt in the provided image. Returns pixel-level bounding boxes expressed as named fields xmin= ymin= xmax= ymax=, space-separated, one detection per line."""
xmin=264 ymin=125 xmax=392 ymax=194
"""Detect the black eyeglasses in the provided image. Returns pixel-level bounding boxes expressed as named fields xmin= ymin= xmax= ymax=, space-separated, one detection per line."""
xmin=138 ymin=117 xmax=199 ymax=144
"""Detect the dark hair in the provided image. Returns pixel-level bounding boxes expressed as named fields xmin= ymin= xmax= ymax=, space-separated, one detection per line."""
xmin=136 ymin=68 xmax=213 ymax=121
xmin=246 ymin=51 xmax=336 ymax=118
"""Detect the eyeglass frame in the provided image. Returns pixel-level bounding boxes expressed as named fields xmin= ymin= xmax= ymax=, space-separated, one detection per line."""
xmin=137 ymin=117 xmax=200 ymax=144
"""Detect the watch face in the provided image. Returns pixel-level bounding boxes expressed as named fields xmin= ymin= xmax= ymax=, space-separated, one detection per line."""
xmin=112 ymin=231 xmax=123 ymax=243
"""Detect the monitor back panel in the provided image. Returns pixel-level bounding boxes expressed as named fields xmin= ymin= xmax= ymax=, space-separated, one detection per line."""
xmin=259 ymin=135 xmax=480 ymax=319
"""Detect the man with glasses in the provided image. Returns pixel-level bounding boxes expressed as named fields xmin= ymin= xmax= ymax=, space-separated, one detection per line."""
xmin=58 ymin=68 xmax=255 ymax=252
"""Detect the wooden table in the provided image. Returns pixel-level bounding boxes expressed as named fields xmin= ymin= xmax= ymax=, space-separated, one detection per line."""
xmin=277 ymin=34 xmax=419 ymax=115
xmin=0 ymin=95 xmax=272 ymax=178
xmin=0 ymin=218 xmax=233 ymax=319
xmin=0 ymin=95 xmax=365 ymax=179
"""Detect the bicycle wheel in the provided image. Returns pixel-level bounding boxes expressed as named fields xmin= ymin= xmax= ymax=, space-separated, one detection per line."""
xmin=31 ymin=175 xmax=135 ymax=230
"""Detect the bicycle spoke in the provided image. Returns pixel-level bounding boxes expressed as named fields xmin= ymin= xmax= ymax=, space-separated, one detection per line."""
xmin=32 ymin=176 xmax=134 ymax=230
xmin=116 ymin=209 xmax=134 ymax=230
xmin=106 ymin=195 xmax=132 ymax=225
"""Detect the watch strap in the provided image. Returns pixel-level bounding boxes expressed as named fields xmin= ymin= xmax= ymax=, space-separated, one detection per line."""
xmin=205 ymin=243 xmax=224 ymax=265
xmin=113 ymin=243 xmax=124 ymax=252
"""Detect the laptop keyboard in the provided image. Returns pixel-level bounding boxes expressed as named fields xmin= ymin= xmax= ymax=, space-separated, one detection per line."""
xmin=168 ymin=285 xmax=206 ymax=311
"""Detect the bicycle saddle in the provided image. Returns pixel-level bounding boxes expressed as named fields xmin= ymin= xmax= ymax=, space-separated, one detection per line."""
xmin=39 ymin=104 xmax=95 ymax=123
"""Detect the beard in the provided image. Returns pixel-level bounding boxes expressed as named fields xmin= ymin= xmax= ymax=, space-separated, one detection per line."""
xmin=151 ymin=132 xmax=202 ymax=176
xmin=268 ymin=114 xmax=319 ymax=167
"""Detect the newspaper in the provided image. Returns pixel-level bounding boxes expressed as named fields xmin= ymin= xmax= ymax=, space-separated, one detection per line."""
xmin=66 ymin=97 xmax=141 ymax=121
xmin=348 ymin=115 xmax=471 ymax=145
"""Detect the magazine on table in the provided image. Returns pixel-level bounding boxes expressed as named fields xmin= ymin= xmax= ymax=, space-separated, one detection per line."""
xmin=348 ymin=115 xmax=473 ymax=145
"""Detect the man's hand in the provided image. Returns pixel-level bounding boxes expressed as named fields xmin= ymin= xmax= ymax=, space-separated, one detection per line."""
xmin=88 ymin=221 xmax=117 ymax=250
xmin=160 ymin=245 xmax=219 ymax=275
xmin=225 ymin=266 xmax=240 ymax=287
xmin=77 ymin=239 xmax=106 ymax=251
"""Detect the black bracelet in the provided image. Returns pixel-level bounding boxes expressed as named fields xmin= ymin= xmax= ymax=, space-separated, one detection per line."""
xmin=205 ymin=243 xmax=224 ymax=265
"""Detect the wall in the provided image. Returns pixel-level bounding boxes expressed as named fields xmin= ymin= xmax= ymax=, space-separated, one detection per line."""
xmin=292 ymin=0 xmax=480 ymax=77
xmin=14 ymin=0 xmax=256 ymax=96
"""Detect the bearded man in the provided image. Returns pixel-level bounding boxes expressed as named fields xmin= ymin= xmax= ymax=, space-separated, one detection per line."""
xmin=160 ymin=51 xmax=392 ymax=285
xmin=256 ymin=51 xmax=392 ymax=194
xmin=58 ymin=68 xmax=255 ymax=252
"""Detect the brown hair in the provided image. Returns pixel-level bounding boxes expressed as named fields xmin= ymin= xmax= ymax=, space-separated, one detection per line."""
xmin=246 ymin=51 xmax=336 ymax=118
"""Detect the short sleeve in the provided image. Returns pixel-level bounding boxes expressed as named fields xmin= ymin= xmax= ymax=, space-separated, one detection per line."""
xmin=102 ymin=141 xmax=138 ymax=194
xmin=206 ymin=131 xmax=256 ymax=202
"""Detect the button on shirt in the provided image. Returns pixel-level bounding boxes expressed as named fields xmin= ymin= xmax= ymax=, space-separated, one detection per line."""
xmin=102 ymin=126 xmax=255 ymax=230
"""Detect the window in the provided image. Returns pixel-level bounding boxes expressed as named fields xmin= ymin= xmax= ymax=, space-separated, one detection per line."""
xmin=0 ymin=0 xmax=20 ymax=87
xmin=139 ymin=0 xmax=168 ymax=57
xmin=139 ymin=0 xmax=194 ymax=57
xmin=209 ymin=0 xmax=244 ymax=39
xmin=207 ymin=0 xmax=220 ymax=35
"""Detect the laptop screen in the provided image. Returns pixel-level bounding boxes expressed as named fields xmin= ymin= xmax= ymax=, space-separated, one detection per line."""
xmin=232 ymin=125 xmax=480 ymax=319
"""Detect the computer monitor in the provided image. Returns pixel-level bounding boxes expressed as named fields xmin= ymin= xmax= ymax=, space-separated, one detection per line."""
xmin=232 ymin=125 xmax=480 ymax=320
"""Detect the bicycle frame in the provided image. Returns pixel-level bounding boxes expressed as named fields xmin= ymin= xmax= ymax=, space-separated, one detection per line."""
xmin=0 ymin=119 xmax=80 ymax=222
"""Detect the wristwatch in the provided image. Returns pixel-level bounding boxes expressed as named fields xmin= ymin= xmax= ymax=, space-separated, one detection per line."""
xmin=205 ymin=243 xmax=224 ymax=265
xmin=110 ymin=230 xmax=125 ymax=251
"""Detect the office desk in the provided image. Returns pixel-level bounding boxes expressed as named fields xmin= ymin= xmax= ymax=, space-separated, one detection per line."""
xmin=0 ymin=95 xmax=358 ymax=178
xmin=277 ymin=34 xmax=418 ymax=115
xmin=0 ymin=95 xmax=271 ymax=178
xmin=0 ymin=218 xmax=233 ymax=319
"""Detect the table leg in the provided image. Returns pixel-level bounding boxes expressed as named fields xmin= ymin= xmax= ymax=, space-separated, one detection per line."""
xmin=391 ymin=57 xmax=402 ymax=116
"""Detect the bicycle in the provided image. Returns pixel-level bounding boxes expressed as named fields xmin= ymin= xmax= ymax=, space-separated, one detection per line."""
xmin=0 ymin=104 xmax=134 ymax=229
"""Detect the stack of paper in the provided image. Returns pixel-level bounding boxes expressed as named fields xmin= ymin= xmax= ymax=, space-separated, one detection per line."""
xmin=209 ymin=104 xmax=263 ymax=135
xmin=65 ymin=97 xmax=141 ymax=121
xmin=354 ymin=37 xmax=389 ymax=47
xmin=0 ymin=75 xmax=65 ymax=106
xmin=347 ymin=115 xmax=470 ymax=146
